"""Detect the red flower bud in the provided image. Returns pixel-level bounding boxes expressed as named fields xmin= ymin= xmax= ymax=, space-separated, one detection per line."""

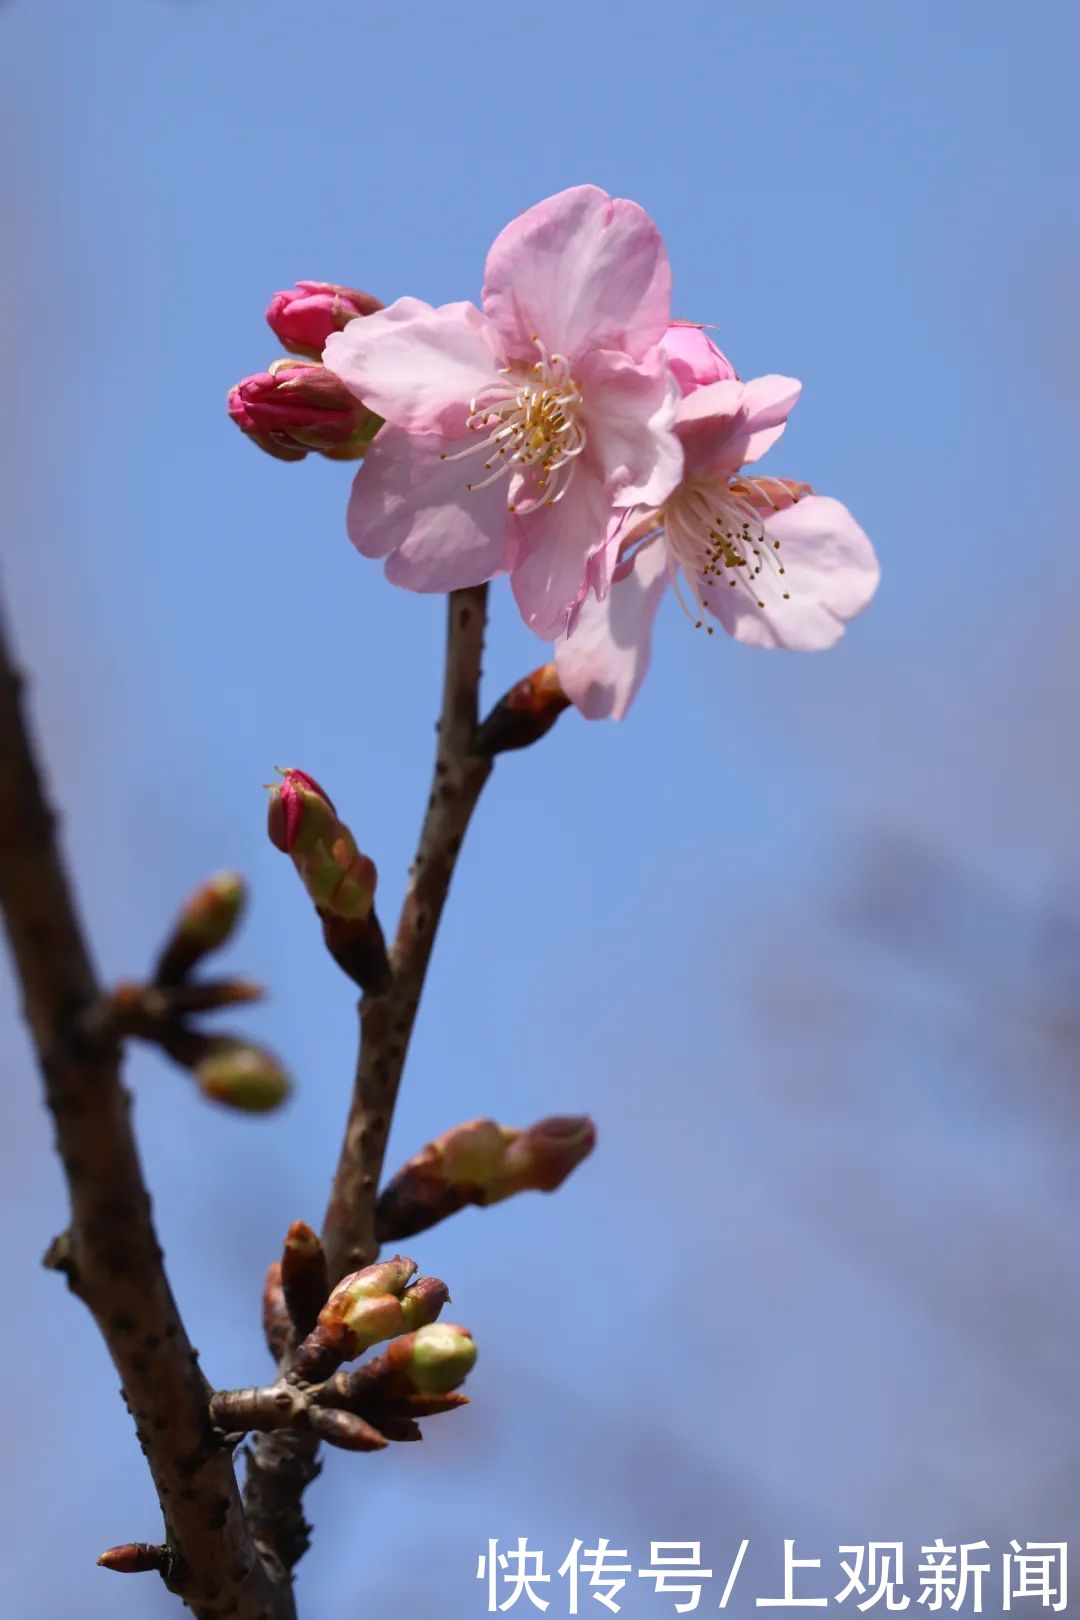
xmin=227 ymin=360 xmax=379 ymax=461
xmin=266 ymin=280 xmax=383 ymax=359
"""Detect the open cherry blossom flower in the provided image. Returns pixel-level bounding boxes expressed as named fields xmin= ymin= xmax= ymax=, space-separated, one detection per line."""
xmin=323 ymin=185 xmax=683 ymax=640
xmin=555 ymin=351 xmax=880 ymax=719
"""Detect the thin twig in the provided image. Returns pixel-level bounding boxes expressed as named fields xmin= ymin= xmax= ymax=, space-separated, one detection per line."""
xmin=322 ymin=582 xmax=492 ymax=1281
xmin=0 ymin=606 xmax=292 ymax=1620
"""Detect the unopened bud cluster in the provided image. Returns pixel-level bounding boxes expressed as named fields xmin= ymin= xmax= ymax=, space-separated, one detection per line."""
xmin=291 ymin=1255 xmax=449 ymax=1382
xmin=377 ymin=1114 xmax=596 ymax=1240
xmin=317 ymin=1321 xmax=477 ymax=1424
xmin=229 ymin=279 xmax=382 ymax=461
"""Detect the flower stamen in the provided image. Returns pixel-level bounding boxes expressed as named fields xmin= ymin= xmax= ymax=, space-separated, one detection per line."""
xmin=440 ymin=336 xmax=588 ymax=511
xmin=662 ymin=477 xmax=799 ymax=628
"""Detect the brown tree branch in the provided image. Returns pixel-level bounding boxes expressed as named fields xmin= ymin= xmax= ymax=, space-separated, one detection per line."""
xmin=0 ymin=606 xmax=292 ymax=1620
xmin=322 ymin=583 xmax=493 ymax=1282
xmin=212 ymin=1383 xmax=310 ymax=1435
xmin=240 ymin=1428 xmax=322 ymax=1580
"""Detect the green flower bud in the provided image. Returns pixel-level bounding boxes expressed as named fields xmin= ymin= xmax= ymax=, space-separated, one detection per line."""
xmin=394 ymin=1323 xmax=477 ymax=1395
xmin=195 ymin=1039 xmax=291 ymax=1113
xmin=376 ymin=1115 xmax=596 ymax=1240
xmin=398 ymin=1276 xmax=450 ymax=1331
xmin=155 ymin=871 xmax=247 ymax=983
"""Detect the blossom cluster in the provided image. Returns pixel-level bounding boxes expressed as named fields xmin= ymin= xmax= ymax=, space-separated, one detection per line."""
xmin=477 ymin=1537 xmax=1067 ymax=1615
xmin=231 ymin=186 xmax=880 ymax=719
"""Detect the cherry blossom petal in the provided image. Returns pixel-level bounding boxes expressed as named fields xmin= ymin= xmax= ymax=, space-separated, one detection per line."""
xmin=509 ymin=468 xmax=611 ymax=640
xmin=737 ymin=374 xmax=803 ymax=462
xmin=324 ymin=297 xmax=503 ymax=439
xmin=583 ymin=510 xmax=636 ymax=603
xmin=347 ymin=425 xmax=516 ymax=589
xmin=482 ymin=185 xmax=671 ymax=367
xmin=676 ymin=375 xmax=802 ymax=479
xmin=662 ymin=323 xmax=737 ymax=393
xmin=704 ymin=494 xmax=879 ymax=650
xmin=578 ymin=348 xmax=683 ymax=507
xmin=556 ymin=536 xmax=670 ymax=720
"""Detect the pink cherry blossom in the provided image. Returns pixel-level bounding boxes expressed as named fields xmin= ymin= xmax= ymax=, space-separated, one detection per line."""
xmin=555 ymin=373 xmax=880 ymax=720
xmin=323 ymin=186 xmax=683 ymax=640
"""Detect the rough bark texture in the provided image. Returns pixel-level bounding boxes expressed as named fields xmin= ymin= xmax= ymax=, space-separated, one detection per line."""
xmin=0 ymin=609 xmax=292 ymax=1620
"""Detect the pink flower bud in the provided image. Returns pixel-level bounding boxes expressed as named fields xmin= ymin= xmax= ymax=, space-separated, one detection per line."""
xmin=662 ymin=321 xmax=737 ymax=395
xmin=267 ymin=767 xmax=378 ymax=927
xmin=266 ymin=280 xmax=383 ymax=359
xmin=267 ymin=767 xmax=338 ymax=855
xmin=227 ymin=360 xmax=379 ymax=461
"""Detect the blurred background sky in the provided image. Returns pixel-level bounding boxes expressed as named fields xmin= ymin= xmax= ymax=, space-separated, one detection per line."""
xmin=2 ymin=1 xmax=1080 ymax=1615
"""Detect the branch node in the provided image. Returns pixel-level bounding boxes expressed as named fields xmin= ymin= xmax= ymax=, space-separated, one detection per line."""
xmin=42 ymin=1229 xmax=77 ymax=1288
xmin=319 ymin=909 xmax=392 ymax=993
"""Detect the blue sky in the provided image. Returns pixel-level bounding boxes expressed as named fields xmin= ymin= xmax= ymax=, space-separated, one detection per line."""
xmin=2 ymin=1 xmax=1080 ymax=1615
